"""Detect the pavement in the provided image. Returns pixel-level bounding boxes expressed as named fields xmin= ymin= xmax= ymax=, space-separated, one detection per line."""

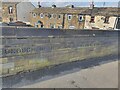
xmin=22 ymin=61 xmax=118 ymax=88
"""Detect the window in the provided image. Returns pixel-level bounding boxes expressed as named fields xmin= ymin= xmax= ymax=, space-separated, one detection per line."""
xmin=68 ymin=15 xmax=72 ymax=20
xmin=58 ymin=25 xmax=63 ymax=29
xmin=9 ymin=18 xmax=13 ymax=22
xmin=53 ymin=14 xmax=56 ymax=18
xmin=40 ymin=13 xmax=44 ymax=18
xmin=38 ymin=20 xmax=41 ymax=23
xmin=51 ymin=14 xmax=54 ymax=18
xmin=58 ymin=15 xmax=61 ymax=19
xmin=78 ymin=15 xmax=83 ymax=21
xmin=44 ymin=14 xmax=48 ymax=17
xmin=104 ymin=16 xmax=109 ymax=23
xmin=8 ymin=6 xmax=13 ymax=14
xmin=90 ymin=16 xmax=95 ymax=23
xmin=69 ymin=26 xmax=75 ymax=29
xmin=50 ymin=23 xmax=55 ymax=28
xmin=34 ymin=22 xmax=39 ymax=28
xmin=48 ymin=14 xmax=53 ymax=19
xmin=33 ymin=13 xmax=36 ymax=18
xmin=38 ymin=20 xmax=44 ymax=28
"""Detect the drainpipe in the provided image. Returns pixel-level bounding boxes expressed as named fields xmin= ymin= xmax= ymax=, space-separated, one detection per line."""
xmin=113 ymin=17 xmax=118 ymax=30
xmin=62 ymin=13 xmax=65 ymax=29
xmin=15 ymin=4 xmax=17 ymax=22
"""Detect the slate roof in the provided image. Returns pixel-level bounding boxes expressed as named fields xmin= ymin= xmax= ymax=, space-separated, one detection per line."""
xmin=32 ymin=7 xmax=88 ymax=14
xmin=32 ymin=7 xmax=119 ymax=16
xmin=2 ymin=2 xmax=19 ymax=5
xmin=82 ymin=7 xmax=119 ymax=16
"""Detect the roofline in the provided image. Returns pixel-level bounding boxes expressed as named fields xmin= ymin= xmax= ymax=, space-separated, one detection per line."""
xmin=30 ymin=2 xmax=36 ymax=8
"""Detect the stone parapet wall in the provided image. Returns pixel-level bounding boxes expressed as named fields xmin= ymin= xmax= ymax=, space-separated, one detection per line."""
xmin=0 ymin=27 xmax=118 ymax=77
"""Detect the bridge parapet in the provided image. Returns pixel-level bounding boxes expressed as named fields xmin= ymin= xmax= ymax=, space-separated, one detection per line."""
xmin=0 ymin=27 xmax=119 ymax=77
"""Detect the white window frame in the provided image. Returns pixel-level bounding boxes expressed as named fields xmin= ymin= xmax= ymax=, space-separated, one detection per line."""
xmin=50 ymin=14 xmax=54 ymax=19
xmin=58 ymin=25 xmax=63 ymax=29
xmin=40 ymin=13 xmax=44 ymax=18
xmin=69 ymin=26 xmax=75 ymax=29
xmin=33 ymin=13 xmax=36 ymax=18
xmin=53 ymin=14 xmax=56 ymax=18
xmin=79 ymin=15 xmax=83 ymax=21
xmin=58 ymin=14 xmax=61 ymax=19
xmin=68 ymin=15 xmax=72 ymax=20
xmin=50 ymin=23 xmax=55 ymax=28
xmin=9 ymin=6 xmax=13 ymax=14
xmin=48 ymin=14 xmax=53 ymax=19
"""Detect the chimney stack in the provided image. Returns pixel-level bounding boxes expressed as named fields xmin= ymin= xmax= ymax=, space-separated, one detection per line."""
xmin=66 ymin=5 xmax=74 ymax=8
xmin=52 ymin=5 xmax=56 ymax=8
xmin=38 ymin=2 xmax=41 ymax=8
xmin=89 ymin=0 xmax=94 ymax=9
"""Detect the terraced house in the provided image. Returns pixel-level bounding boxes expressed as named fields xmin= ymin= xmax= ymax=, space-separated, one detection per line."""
xmin=30 ymin=2 xmax=120 ymax=30
xmin=30 ymin=5 xmax=87 ymax=29
xmin=2 ymin=2 xmax=18 ymax=23
xmin=2 ymin=2 xmax=35 ymax=24
xmin=83 ymin=7 xmax=120 ymax=30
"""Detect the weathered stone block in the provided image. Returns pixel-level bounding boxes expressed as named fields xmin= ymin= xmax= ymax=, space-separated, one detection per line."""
xmin=0 ymin=58 xmax=8 ymax=64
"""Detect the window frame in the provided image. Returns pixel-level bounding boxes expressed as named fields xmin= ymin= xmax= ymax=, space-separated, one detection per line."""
xmin=53 ymin=14 xmax=56 ymax=18
xmin=58 ymin=14 xmax=61 ymax=19
xmin=40 ymin=13 xmax=44 ymax=18
xmin=33 ymin=13 xmax=37 ymax=18
xmin=68 ymin=15 xmax=72 ymax=20
xmin=104 ymin=16 xmax=110 ymax=24
xmin=58 ymin=25 xmax=63 ymax=29
xmin=78 ymin=15 xmax=83 ymax=22
xmin=50 ymin=23 xmax=55 ymax=28
xmin=9 ymin=17 xmax=13 ymax=22
xmin=90 ymin=16 xmax=95 ymax=23
xmin=51 ymin=14 xmax=54 ymax=19
xmin=48 ymin=14 xmax=53 ymax=19
xmin=8 ymin=6 xmax=13 ymax=14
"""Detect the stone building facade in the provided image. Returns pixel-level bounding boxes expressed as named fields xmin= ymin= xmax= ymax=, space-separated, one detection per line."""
xmin=84 ymin=15 xmax=118 ymax=30
xmin=2 ymin=2 xmax=18 ymax=23
xmin=30 ymin=5 xmax=119 ymax=30
xmin=83 ymin=8 xmax=119 ymax=30
xmin=2 ymin=2 xmax=35 ymax=24
xmin=2 ymin=2 xmax=119 ymax=30
xmin=30 ymin=5 xmax=87 ymax=29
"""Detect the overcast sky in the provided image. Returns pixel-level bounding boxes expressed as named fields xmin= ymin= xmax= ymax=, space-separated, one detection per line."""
xmin=30 ymin=0 xmax=120 ymax=2
xmin=30 ymin=0 xmax=119 ymax=7
xmin=2 ymin=0 xmax=120 ymax=7
xmin=32 ymin=2 xmax=119 ymax=7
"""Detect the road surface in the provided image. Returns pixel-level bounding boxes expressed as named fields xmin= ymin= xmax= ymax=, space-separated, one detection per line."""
xmin=22 ymin=61 xmax=118 ymax=88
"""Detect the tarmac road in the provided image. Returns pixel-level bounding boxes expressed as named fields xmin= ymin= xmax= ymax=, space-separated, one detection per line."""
xmin=2 ymin=54 xmax=118 ymax=88
xmin=22 ymin=60 xmax=118 ymax=88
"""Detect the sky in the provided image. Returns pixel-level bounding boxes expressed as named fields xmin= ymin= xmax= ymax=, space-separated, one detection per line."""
xmin=29 ymin=0 xmax=120 ymax=2
xmin=2 ymin=0 xmax=120 ymax=7
xmin=31 ymin=2 xmax=119 ymax=7
xmin=30 ymin=0 xmax=120 ymax=7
